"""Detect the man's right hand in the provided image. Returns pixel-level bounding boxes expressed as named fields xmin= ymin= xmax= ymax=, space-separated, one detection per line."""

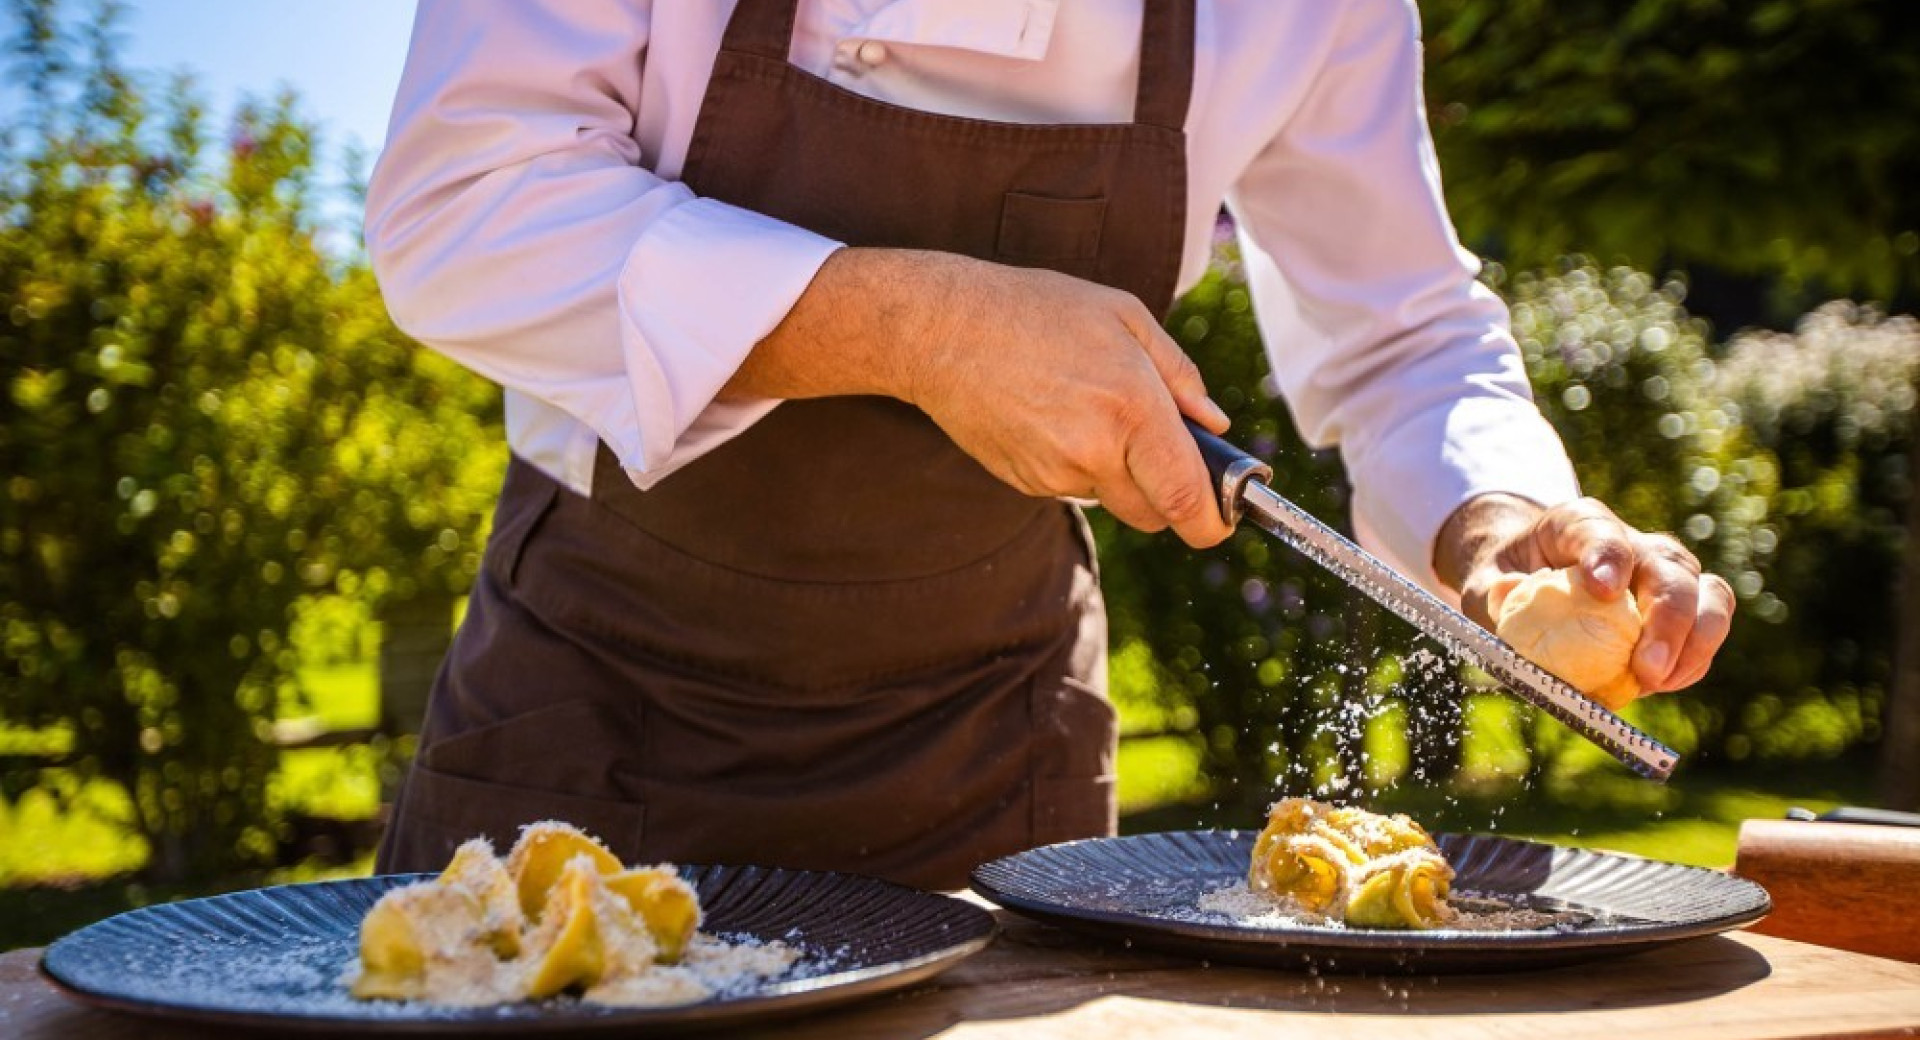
xmin=726 ymin=247 xmax=1235 ymax=549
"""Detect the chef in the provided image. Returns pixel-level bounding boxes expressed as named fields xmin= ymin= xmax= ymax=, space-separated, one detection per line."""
xmin=365 ymin=0 xmax=1733 ymax=889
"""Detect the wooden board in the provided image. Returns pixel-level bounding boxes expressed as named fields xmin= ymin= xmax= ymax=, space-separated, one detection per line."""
xmin=1736 ymin=818 xmax=1920 ymax=963
xmin=5 ymin=911 xmax=1920 ymax=1039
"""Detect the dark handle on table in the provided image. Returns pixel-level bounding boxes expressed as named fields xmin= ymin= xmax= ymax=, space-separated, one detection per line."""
xmin=1786 ymin=806 xmax=1920 ymax=828
xmin=1184 ymin=418 xmax=1273 ymax=528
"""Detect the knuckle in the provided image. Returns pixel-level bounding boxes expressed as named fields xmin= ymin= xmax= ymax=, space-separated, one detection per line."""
xmin=1572 ymin=496 xmax=1619 ymax=520
xmin=1155 ymin=477 xmax=1214 ymax=526
xmin=1559 ymin=505 xmax=1624 ymax=540
xmin=1102 ymin=391 xmax=1154 ymax=437
xmin=1641 ymin=533 xmax=1701 ymax=572
xmin=1593 ymin=537 xmax=1636 ymax=563
xmin=1051 ymin=427 xmax=1111 ymax=482
xmin=1646 ymin=591 xmax=1700 ymax=632
xmin=1170 ymin=348 xmax=1205 ymax=387
xmin=1117 ymin=292 xmax=1154 ymax=322
xmin=1060 ymin=447 xmax=1110 ymax=487
xmin=1646 ymin=566 xmax=1700 ymax=601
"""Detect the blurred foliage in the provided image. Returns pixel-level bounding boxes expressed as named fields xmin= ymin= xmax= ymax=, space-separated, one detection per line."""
xmin=1509 ymin=269 xmax=1916 ymax=770
xmin=1706 ymin=302 xmax=1918 ymax=762
xmin=1419 ymin=0 xmax=1920 ymax=301
xmin=1099 ymin=251 xmax=1917 ymax=810
xmin=0 ymin=0 xmax=502 ymax=882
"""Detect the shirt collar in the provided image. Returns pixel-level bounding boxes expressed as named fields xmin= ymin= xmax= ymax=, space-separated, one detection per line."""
xmin=851 ymin=0 xmax=1060 ymax=61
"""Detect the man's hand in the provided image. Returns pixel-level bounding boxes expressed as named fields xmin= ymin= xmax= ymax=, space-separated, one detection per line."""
xmin=1435 ymin=494 xmax=1735 ymax=694
xmin=726 ymin=247 xmax=1234 ymax=548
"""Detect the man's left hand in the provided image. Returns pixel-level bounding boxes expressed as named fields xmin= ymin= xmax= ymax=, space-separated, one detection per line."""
xmin=1436 ymin=494 xmax=1735 ymax=694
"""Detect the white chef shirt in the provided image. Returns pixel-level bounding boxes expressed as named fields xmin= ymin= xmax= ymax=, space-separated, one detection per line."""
xmin=365 ymin=0 xmax=1581 ymax=595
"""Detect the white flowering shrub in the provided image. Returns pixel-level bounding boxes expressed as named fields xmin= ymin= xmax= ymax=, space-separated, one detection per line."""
xmin=1509 ymin=263 xmax=1916 ymax=764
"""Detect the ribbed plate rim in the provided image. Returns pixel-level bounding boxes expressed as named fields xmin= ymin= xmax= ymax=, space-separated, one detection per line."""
xmin=971 ymin=830 xmax=1771 ymax=953
xmin=40 ymin=863 xmax=997 ymax=1033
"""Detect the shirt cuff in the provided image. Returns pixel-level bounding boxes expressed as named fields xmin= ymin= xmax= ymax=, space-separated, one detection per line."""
xmin=1347 ymin=398 xmax=1582 ymax=603
xmin=610 ymin=194 xmax=844 ymax=487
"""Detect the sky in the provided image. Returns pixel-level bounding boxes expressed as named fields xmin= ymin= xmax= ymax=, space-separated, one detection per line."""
xmin=113 ymin=1 xmax=418 ymax=159
xmin=4 ymin=0 xmax=417 ymax=214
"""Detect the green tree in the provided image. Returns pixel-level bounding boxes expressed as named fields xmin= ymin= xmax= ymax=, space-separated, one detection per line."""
xmin=1420 ymin=0 xmax=1920 ymax=302
xmin=0 ymin=1 xmax=501 ymax=882
xmin=1417 ymin=0 xmax=1920 ymax=805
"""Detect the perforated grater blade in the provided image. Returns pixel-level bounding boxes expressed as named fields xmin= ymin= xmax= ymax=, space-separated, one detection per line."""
xmin=1188 ymin=419 xmax=1677 ymax=781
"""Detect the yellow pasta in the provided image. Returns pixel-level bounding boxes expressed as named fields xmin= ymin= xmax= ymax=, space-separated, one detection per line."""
xmin=350 ymin=880 xmax=507 ymax=1003
xmin=438 ymin=838 xmax=524 ymax=957
xmin=349 ymin=821 xmax=732 ymax=1006
xmin=1344 ymin=850 xmax=1454 ymax=929
xmin=1245 ymin=798 xmax=1456 ymax=929
xmin=504 ymin=821 xmax=624 ymax=920
xmin=606 ymin=866 xmax=702 ymax=964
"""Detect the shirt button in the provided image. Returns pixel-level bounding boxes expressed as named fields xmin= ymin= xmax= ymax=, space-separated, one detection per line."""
xmin=856 ymin=40 xmax=889 ymax=66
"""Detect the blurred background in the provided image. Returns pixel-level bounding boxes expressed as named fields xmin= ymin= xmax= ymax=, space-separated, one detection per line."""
xmin=2 ymin=0 xmax=1916 ymax=950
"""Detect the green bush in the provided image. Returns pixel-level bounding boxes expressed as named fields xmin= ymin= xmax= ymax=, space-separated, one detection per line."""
xmin=1707 ymin=304 xmax=1917 ymax=763
xmin=0 ymin=8 xmax=501 ymax=882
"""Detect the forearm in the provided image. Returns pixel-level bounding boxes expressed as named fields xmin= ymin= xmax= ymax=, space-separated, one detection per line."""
xmin=722 ymin=247 xmax=958 ymax=404
xmin=723 ymin=246 xmax=1234 ymax=546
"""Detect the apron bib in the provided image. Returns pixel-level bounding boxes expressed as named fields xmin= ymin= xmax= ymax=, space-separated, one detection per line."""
xmin=378 ymin=0 xmax=1194 ymax=890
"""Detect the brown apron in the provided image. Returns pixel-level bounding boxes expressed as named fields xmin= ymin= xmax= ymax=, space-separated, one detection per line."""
xmin=377 ymin=0 xmax=1194 ymax=890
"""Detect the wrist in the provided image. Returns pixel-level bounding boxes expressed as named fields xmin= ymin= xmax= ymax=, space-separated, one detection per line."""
xmin=1434 ymin=493 xmax=1543 ymax=594
xmin=815 ymin=247 xmax=975 ymax=406
xmin=876 ymin=248 xmax=971 ymax=409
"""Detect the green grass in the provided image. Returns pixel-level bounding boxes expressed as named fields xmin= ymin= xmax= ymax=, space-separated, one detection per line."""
xmin=291 ymin=660 xmax=381 ymax=731
xmin=0 ymin=662 xmax=387 ymax=889
xmin=1472 ymin=763 xmax=1870 ymax=867
xmin=0 ymin=778 xmax=148 ymax=887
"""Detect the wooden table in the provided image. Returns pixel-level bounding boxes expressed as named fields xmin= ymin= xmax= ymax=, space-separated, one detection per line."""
xmin=4 ymin=909 xmax=1918 ymax=1039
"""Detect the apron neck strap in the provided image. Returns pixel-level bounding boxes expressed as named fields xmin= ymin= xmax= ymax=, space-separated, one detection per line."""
xmin=717 ymin=0 xmax=799 ymax=62
xmin=1134 ymin=0 xmax=1196 ymax=133
xmin=718 ymin=0 xmax=1195 ymax=132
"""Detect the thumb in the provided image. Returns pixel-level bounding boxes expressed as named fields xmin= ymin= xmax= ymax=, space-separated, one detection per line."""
xmin=1122 ymin=307 xmax=1229 ymax=434
xmin=1532 ymin=498 xmax=1635 ymax=599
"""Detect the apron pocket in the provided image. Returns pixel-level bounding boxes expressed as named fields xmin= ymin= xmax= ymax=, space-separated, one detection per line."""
xmin=388 ymin=697 xmax=648 ymax=871
xmin=395 ymin=763 xmax=647 ymax=870
xmin=997 ymin=191 xmax=1107 ymax=279
xmin=1029 ymin=675 xmax=1117 ymax=781
xmin=484 ymin=457 xmax=561 ymax=592
xmin=424 ymin=698 xmax=637 ymax=794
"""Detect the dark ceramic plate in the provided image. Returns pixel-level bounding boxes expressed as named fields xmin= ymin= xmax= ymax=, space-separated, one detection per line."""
xmin=971 ymin=831 xmax=1769 ymax=973
xmin=41 ymin=864 xmax=995 ymax=1034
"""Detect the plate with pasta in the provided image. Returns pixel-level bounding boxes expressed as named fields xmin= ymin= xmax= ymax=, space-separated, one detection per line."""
xmin=41 ymin=822 xmax=996 ymax=1033
xmin=971 ymin=800 xmax=1770 ymax=973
